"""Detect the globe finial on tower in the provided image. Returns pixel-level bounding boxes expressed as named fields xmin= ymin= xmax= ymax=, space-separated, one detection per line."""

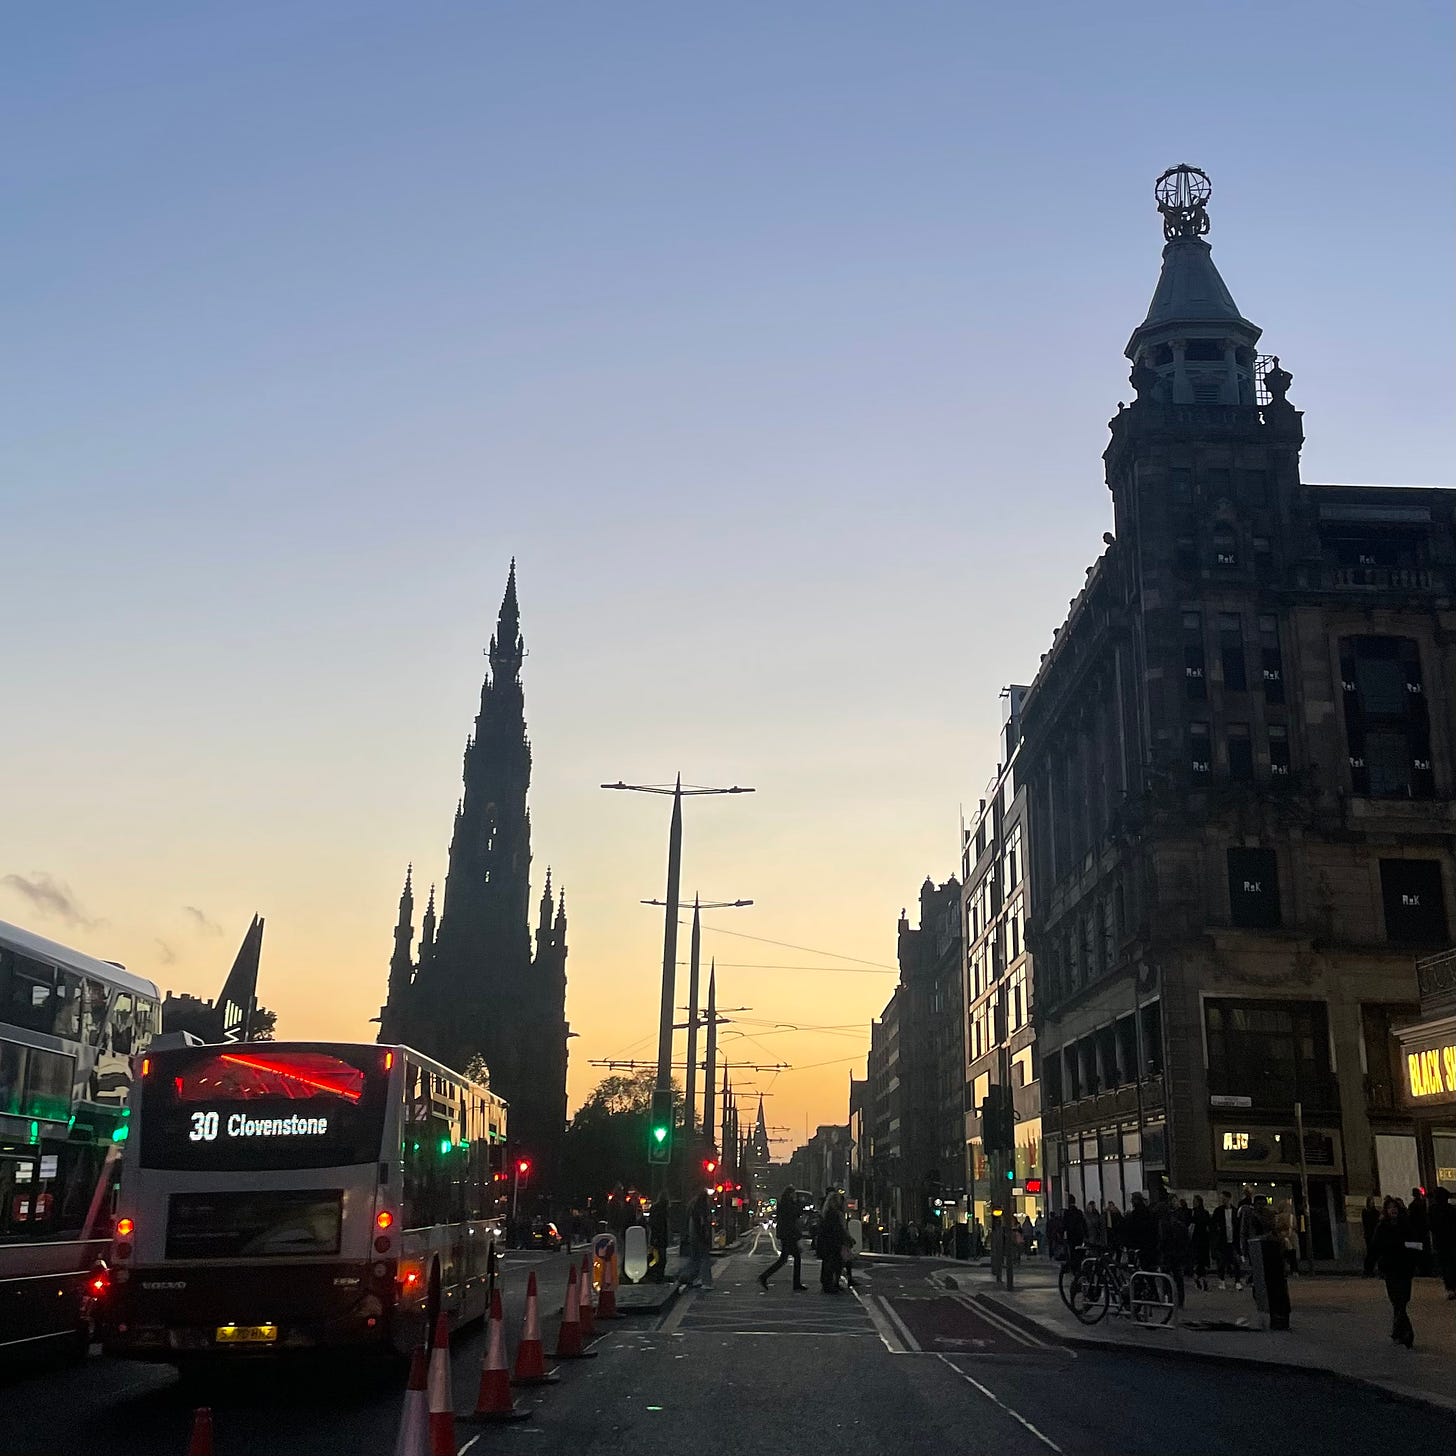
xmin=1154 ymin=163 xmax=1212 ymax=240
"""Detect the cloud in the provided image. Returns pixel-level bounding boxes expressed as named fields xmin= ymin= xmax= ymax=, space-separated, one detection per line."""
xmin=155 ymin=939 xmax=178 ymax=966
xmin=1 ymin=872 xmax=105 ymax=930
xmin=182 ymin=905 xmax=222 ymax=936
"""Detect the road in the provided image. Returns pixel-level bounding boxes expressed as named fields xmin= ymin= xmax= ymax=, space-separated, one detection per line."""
xmin=5 ymin=1232 xmax=1455 ymax=1454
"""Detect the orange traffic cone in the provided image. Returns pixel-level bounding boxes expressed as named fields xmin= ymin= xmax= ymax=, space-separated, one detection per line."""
xmin=394 ymin=1346 xmax=430 ymax=1456
xmin=577 ymin=1252 xmax=597 ymax=1339
xmin=426 ymin=1313 xmax=457 ymax=1456
xmin=186 ymin=1408 xmax=214 ymax=1456
xmin=462 ymin=1290 xmax=530 ymax=1424
xmin=554 ymin=1264 xmax=596 ymax=1359
xmin=596 ymin=1250 xmax=622 ymax=1320
xmin=510 ymin=1270 xmax=559 ymax=1386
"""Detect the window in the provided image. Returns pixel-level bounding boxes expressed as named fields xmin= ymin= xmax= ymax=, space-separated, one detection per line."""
xmin=1259 ymin=614 xmax=1285 ymax=705
xmin=1341 ymin=637 xmax=1433 ymax=798
xmin=1227 ymin=723 xmax=1254 ymax=781
xmin=1268 ymin=724 xmax=1291 ymax=778
xmin=1102 ymin=894 xmax=1117 ymax=968
xmin=1190 ymin=721 xmax=1211 ymax=779
xmin=1205 ymin=999 xmax=1333 ymax=1109
xmin=1213 ymin=528 xmax=1238 ymax=568
xmin=1175 ymin=537 xmax=1197 ymax=576
xmin=1170 ymin=467 xmax=1193 ymax=504
xmin=1183 ymin=611 xmax=1206 ymax=701
xmin=1219 ymin=613 xmax=1247 ymax=690
xmin=1202 ymin=465 xmax=1231 ymax=495
xmin=1228 ymin=847 xmax=1280 ymax=928
xmin=1380 ymin=860 xmax=1448 ymax=946
xmin=1253 ymin=536 xmax=1274 ymax=580
xmin=1240 ymin=468 xmax=1269 ymax=505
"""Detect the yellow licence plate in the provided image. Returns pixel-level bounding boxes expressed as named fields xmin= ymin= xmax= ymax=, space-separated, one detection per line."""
xmin=215 ymin=1324 xmax=278 ymax=1345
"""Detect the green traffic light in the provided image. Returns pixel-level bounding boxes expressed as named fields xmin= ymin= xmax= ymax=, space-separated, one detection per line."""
xmin=652 ymin=1125 xmax=668 ymax=1143
xmin=1004 ymin=1168 xmax=1015 ymax=1181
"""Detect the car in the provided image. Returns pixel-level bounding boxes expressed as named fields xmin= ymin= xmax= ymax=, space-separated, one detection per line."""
xmin=525 ymin=1218 xmax=563 ymax=1250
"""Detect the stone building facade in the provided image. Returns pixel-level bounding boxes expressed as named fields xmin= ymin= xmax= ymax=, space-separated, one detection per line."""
xmin=1023 ymin=169 xmax=1455 ymax=1260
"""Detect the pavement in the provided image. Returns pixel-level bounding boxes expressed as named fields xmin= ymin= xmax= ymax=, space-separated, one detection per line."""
xmin=4 ymin=1233 xmax=1456 ymax=1453
xmin=930 ymin=1253 xmax=1456 ymax=1414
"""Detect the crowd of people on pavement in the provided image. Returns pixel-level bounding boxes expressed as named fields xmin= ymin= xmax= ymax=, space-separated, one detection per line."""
xmin=1046 ymin=1181 xmax=1456 ymax=1350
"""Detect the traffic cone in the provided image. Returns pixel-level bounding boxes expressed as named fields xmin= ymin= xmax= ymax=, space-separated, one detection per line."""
xmin=596 ymin=1250 xmax=622 ymax=1320
xmin=461 ymin=1290 xmax=530 ymax=1424
xmin=426 ymin=1313 xmax=457 ymax=1456
xmin=185 ymin=1408 xmax=213 ymax=1456
xmin=510 ymin=1271 xmax=559 ymax=1386
xmin=554 ymin=1264 xmax=596 ymax=1359
xmin=393 ymin=1347 xmax=429 ymax=1456
xmin=577 ymin=1252 xmax=597 ymax=1339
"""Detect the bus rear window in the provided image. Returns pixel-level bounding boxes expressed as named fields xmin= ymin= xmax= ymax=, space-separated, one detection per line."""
xmin=166 ymin=1190 xmax=342 ymax=1260
xmin=139 ymin=1047 xmax=387 ymax=1171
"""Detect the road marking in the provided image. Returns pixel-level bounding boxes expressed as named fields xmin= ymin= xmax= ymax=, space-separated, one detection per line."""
xmin=954 ymin=1293 xmax=1046 ymax=1349
xmin=934 ymin=1353 xmax=1065 ymax=1454
xmin=852 ymin=1287 xmax=909 ymax=1353
xmin=658 ymin=1287 xmax=698 ymax=1335
xmin=876 ymin=1295 xmax=922 ymax=1353
xmin=459 ymin=1437 xmax=482 ymax=1454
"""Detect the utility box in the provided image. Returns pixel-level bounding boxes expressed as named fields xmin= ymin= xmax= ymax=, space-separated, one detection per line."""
xmin=1248 ymin=1235 xmax=1291 ymax=1331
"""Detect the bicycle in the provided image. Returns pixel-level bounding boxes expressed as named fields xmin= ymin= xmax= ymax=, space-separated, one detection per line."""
xmin=1059 ymin=1249 xmax=1176 ymax=1326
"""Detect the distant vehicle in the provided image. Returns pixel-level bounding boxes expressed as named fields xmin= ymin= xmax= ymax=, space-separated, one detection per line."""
xmin=0 ymin=919 xmax=160 ymax=1357
xmin=525 ymin=1217 xmax=562 ymax=1251
xmin=100 ymin=1041 xmax=507 ymax=1362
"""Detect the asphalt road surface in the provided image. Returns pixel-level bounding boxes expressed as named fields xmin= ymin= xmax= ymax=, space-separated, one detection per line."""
xmin=5 ymin=1232 xmax=1454 ymax=1455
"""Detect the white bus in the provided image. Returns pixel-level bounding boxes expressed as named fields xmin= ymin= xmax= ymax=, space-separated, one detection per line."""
xmin=0 ymin=918 xmax=160 ymax=1356
xmin=102 ymin=1040 xmax=508 ymax=1362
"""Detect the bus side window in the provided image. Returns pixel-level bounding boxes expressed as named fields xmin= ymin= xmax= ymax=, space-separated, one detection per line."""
xmin=0 ymin=951 xmax=59 ymax=1036
xmin=110 ymin=994 xmax=136 ymax=1056
xmin=83 ymin=980 xmax=109 ymax=1046
xmin=52 ymin=969 xmax=82 ymax=1040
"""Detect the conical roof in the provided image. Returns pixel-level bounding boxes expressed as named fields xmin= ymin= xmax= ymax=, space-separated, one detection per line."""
xmin=1126 ymin=235 xmax=1259 ymax=359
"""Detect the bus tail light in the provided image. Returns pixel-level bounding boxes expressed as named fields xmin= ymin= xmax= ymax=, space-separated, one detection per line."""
xmin=87 ymin=1263 xmax=111 ymax=1298
xmin=375 ymin=1236 xmax=392 ymax=1254
xmin=116 ymin=1218 xmax=135 ymax=1237
xmin=375 ymin=1211 xmax=394 ymax=1230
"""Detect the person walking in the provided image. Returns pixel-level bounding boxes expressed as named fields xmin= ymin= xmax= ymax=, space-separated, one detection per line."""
xmin=1361 ymin=1194 xmax=1381 ymax=1277
xmin=1061 ymin=1195 xmax=1088 ymax=1268
xmin=676 ymin=1189 xmax=714 ymax=1292
xmin=1408 ymin=1188 xmax=1431 ymax=1276
xmin=760 ymin=1184 xmax=807 ymax=1292
xmin=1211 ymin=1190 xmax=1241 ymax=1289
xmin=1372 ymin=1197 xmax=1417 ymax=1348
xmin=817 ymin=1191 xmax=846 ymax=1293
xmin=1190 ymin=1194 xmax=1211 ymax=1291
xmin=1103 ymin=1199 xmax=1124 ymax=1254
xmin=1084 ymin=1198 xmax=1106 ymax=1253
xmin=1428 ymin=1186 xmax=1456 ymax=1299
xmin=1157 ymin=1197 xmax=1189 ymax=1308
xmin=1122 ymin=1192 xmax=1159 ymax=1270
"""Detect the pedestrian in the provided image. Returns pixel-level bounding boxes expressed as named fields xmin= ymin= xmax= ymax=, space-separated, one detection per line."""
xmin=1372 ymin=1197 xmax=1416 ymax=1348
xmin=1061 ymin=1195 xmax=1088 ymax=1268
xmin=1122 ymin=1192 xmax=1159 ymax=1270
xmin=842 ymin=1216 xmax=859 ymax=1288
xmin=1274 ymin=1199 xmax=1298 ymax=1276
xmin=817 ymin=1191 xmax=847 ymax=1293
xmin=1190 ymin=1194 xmax=1211 ymax=1291
xmin=1102 ymin=1199 xmax=1123 ymax=1253
xmin=1211 ymin=1190 xmax=1241 ymax=1289
xmin=1048 ymin=1208 xmax=1065 ymax=1262
xmin=1035 ymin=1210 xmax=1048 ymax=1258
xmin=647 ymin=1195 xmax=671 ymax=1283
xmin=1021 ymin=1213 xmax=1036 ymax=1254
xmin=1408 ymin=1187 xmax=1431 ymax=1276
xmin=1361 ymin=1194 xmax=1381 ymax=1277
xmin=1085 ymin=1199 xmax=1106 ymax=1252
xmin=676 ymin=1189 xmax=714 ymax=1292
xmin=759 ymin=1184 xmax=807 ymax=1292
xmin=1428 ymin=1187 xmax=1456 ymax=1300
xmin=1156 ymin=1196 xmax=1188 ymax=1308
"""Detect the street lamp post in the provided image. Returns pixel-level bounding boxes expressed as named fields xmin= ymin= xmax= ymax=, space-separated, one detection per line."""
xmin=601 ymin=778 xmax=753 ymax=1189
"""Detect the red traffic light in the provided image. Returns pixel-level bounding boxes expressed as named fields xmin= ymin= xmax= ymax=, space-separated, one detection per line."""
xmin=703 ymin=1158 xmax=718 ymax=1175
xmin=517 ymin=1159 xmax=531 ymax=1175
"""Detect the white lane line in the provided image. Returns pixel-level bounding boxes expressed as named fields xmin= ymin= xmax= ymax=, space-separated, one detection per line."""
xmin=658 ymin=1287 xmax=698 ymax=1335
xmin=855 ymin=1288 xmax=910 ymax=1354
xmin=459 ymin=1437 xmax=482 ymax=1454
xmin=954 ymin=1292 xmax=1046 ymax=1349
xmin=877 ymin=1295 xmax=923 ymax=1354
xmin=934 ymin=1353 xmax=1065 ymax=1454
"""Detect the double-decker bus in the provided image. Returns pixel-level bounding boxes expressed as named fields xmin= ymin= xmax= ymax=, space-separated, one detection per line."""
xmin=103 ymin=1041 xmax=508 ymax=1362
xmin=0 ymin=918 xmax=160 ymax=1355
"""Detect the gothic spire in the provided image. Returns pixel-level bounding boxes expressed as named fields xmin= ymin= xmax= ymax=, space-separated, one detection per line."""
xmin=488 ymin=558 xmax=524 ymax=682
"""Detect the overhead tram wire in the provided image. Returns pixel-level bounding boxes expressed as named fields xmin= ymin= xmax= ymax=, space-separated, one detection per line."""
xmin=685 ymin=922 xmax=896 ymax=971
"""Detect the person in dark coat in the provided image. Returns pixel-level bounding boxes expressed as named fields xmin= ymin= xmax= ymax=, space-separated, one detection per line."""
xmin=1428 ymin=1186 xmax=1456 ymax=1298
xmin=1061 ymin=1195 xmax=1088 ymax=1267
xmin=1189 ymin=1194 xmax=1212 ymax=1291
xmin=1122 ymin=1192 xmax=1160 ymax=1269
xmin=817 ymin=1192 xmax=846 ymax=1293
xmin=647 ymin=1195 xmax=671 ymax=1283
xmin=1361 ymin=1194 xmax=1381 ymax=1277
xmin=1408 ymin=1187 xmax=1431 ymax=1275
xmin=759 ymin=1184 xmax=807 ymax=1291
xmin=677 ymin=1190 xmax=714 ymax=1292
xmin=1372 ymin=1197 xmax=1416 ymax=1347
xmin=1211 ymin=1190 xmax=1241 ymax=1289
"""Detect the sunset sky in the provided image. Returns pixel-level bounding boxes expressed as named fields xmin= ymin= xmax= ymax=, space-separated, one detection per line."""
xmin=5 ymin=2 xmax=1452 ymax=1161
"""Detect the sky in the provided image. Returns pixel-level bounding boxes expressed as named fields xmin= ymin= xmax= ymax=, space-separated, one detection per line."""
xmin=4 ymin=1 xmax=1453 ymax=1162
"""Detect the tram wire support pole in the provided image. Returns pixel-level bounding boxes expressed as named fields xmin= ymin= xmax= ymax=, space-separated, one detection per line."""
xmin=601 ymin=777 xmax=754 ymax=1195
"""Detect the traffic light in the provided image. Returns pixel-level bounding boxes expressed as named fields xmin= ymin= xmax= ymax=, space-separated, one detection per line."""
xmin=648 ymin=1086 xmax=673 ymax=1165
xmin=703 ymin=1157 xmax=719 ymax=1178
xmin=980 ymin=1084 xmax=1015 ymax=1155
xmin=516 ymin=1157 xmax=531 ymax=1190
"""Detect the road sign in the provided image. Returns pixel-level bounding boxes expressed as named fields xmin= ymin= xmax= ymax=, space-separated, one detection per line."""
xmin=1210 ymin=1094 xmax=1253 ymax=1108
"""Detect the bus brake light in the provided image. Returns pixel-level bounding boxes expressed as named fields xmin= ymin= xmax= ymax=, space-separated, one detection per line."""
xmin=375 ymin=1211 xmax=394 ymax=1230
xmin=116 ymin=1218 xmax=135 ymax=1237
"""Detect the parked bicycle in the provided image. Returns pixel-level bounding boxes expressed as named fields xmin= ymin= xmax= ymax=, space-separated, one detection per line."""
xmin=1059 ymin=1249 xmax=1176 ymax=1326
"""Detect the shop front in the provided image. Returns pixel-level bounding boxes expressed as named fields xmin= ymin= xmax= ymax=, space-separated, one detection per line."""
xmin=1212 ymin=1122 xmax=1345 ymax=1259
xmin=1056 ymin=1119 xmax=1167 ymax=1214
xmin=1394 ymin=1011 xmax=1456 ymax=1193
